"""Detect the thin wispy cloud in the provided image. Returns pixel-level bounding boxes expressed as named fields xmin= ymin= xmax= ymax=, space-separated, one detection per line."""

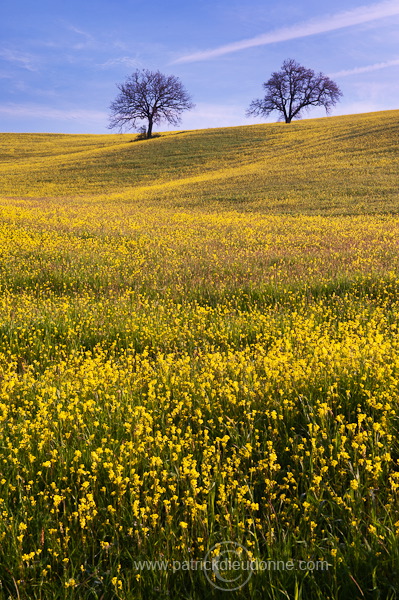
xmin=173 ymin=0 xmax=399 ymax=63
xmin=66 ymin=24 xmax=97 ymax=50
xmin=330 ymin=57 xmax=399 ymax=77
xmin=99 ymin=56 xmax=141 ymax=69
xmin=0 ymin=48 xmax=38 ymax=71
xmin=68 ymin=25 xmax=92 ymax=38
xmin=0 ymin=104 xmax=106 ymax=122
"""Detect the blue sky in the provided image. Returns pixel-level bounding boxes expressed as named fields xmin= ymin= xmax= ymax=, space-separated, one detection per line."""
xmin=1 ymin=0 xmax=399 ymax=133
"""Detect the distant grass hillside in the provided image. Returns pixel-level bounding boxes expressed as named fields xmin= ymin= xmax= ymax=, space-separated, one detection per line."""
xmin=1 ymin=109 xmax=398 ymax=214
xmin=0 ymin=113 xmax=399 ymax=600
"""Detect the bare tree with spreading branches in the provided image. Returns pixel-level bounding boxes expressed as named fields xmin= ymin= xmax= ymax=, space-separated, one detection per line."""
xmin=109 ymin=69 xmax=194 ymax=139
xmin=247 ymin=59 xmax=342 ymax=124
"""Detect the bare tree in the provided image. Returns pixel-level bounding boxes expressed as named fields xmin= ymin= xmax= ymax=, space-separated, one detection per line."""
xmin=247 ymin=59 xmax=342 ymax=124
xmin=109 ymin=69 xmax=194 ymax=138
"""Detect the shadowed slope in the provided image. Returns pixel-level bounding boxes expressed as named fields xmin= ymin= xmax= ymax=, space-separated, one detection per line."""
xmin=0 ymin=110 xmax=398 ymax=214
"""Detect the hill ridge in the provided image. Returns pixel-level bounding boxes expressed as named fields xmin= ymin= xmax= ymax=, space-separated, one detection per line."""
xmin=1 ymin=109 xmax=398 ymax=215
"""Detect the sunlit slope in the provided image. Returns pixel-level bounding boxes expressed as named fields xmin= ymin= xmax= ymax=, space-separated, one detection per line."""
xmin=1 ymin=110 xmax=398 ymax=214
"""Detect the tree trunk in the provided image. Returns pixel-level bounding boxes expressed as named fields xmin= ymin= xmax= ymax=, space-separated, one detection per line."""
xmin=146 ymin=119 xmax=153 ymax=138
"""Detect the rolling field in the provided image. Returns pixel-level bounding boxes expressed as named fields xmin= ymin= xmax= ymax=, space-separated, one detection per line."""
xmin=0 ymin=110 xmax=399 ymax=599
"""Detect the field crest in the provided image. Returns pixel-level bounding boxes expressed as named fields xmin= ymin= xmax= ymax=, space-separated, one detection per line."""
xmin=1 ymin=109 xmax=398 ymax=215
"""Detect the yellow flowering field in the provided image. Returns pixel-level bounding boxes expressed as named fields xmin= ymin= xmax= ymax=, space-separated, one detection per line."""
xmin=0 ymin=111 xmax=399 ymax=599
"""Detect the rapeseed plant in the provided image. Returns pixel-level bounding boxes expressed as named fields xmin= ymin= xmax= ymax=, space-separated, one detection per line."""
xmin=0 ymin=112 xmax=398 ymax=599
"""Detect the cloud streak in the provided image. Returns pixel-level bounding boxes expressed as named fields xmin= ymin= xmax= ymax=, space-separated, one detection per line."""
xmin=0 ymin=48 xmax=38 ymax=71
xmin=330 ymin=57 xmax=399 ymax=77
xmin=173 ymin=0 xmax=399 ymax=63
xmin=0 ymin=104 xmax=107 ymax=122
xmin=99 ymin=56 xmax=141 ymax=69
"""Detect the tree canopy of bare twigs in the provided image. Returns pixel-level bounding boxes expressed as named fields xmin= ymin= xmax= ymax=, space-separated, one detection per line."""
xmin=247 ymin=59 xmax=342 ymax=124
xmin=109 ymin=69 xmax=194 ymax=138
